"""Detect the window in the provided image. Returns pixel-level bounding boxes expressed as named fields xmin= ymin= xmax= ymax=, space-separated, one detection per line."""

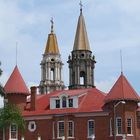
xmin=116 ymin=117 xmax=122 ymax=135
xmin=28 ymin=121 xmax=36 ymax=132
xmin=50 ymin=68 xmax=54 ymax=81
xmin=58 ymin=121 xmax=64 ymax=138
xmin=10 ymin=124 xmax=17 ymax=140
xmin=80 ymin=71 xmax=85 ymax=85
xmin=68 ymin=121 xmax=74 ymax=137
xmin=62 ymin=96 xmax=67 ymax=108
xmin=68 ymin=99 xmax=73 ymax=107
xmin=110 ymin=118 xmax=113 ymax=136
xmin=56 ymin=100 xmax=60 ymax=108
xmin=127 ymin=118 xmax=132 ymax=135
xmin=88 ymin=120 xmax=95 ymax=137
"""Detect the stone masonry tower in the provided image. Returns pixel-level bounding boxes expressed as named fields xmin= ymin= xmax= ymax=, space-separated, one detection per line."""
xmin=68 ymin=5 xmax=96 ymax=89
xmin=39 ymin=19 xmax=64 ymax=94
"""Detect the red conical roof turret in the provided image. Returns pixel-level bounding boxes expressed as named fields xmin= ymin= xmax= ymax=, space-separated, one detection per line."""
xmin=4 ymin=66 xmax=29 ymax=95
xmin=105 ymin=73 xmax=140 ymax=103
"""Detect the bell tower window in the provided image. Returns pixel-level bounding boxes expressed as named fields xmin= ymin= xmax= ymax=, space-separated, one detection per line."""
xmin=50 ymin=68 xmax=54 ymax=81
xmin=80 ymin=71 xmax=85 ymax=85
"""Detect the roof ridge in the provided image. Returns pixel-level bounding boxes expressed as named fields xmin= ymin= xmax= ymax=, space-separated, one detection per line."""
xmin=77 ymin=92 xmax=88 ymax=112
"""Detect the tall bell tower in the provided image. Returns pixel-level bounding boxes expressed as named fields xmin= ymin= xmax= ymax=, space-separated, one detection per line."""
xmin=39 ymin=19 xmax=64 ymax=94
xmin=68 ymin=4 xmax=96 ymax=89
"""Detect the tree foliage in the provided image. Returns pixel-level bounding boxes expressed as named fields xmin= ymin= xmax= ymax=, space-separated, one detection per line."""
xmin=0 ymin=62 xmax=2 ymax=76
xmin=0 ymin=104 xmax=25 ymax=133
xmin=0 ymin=62 xmax=4 ymax=97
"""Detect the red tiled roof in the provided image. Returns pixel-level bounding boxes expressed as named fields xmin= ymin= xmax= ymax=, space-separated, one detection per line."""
xmin=23 ymin=88 xmax=106 ymax=117
xmin=105 ymin=73 xmax=140 ymax=103
xmin=4 ymin=66 xmax=29 ymax=95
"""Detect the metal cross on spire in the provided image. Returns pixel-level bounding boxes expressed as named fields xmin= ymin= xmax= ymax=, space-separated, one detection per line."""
xmin=79 ymin=0 xmax=83 ymax=13
xmin=50 ymin=17 xmax=54 ymax=33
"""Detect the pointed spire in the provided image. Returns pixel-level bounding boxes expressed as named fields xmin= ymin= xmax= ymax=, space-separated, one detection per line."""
xmin=44 ymin=18 xmax=60 ymax=54
xmin=73 ymin=3 xmax=90 ymax=51
xmin=4 ymin=66 xmax=29 ymax=95
xmin=105 ymin=74 xmax=140 ymax=103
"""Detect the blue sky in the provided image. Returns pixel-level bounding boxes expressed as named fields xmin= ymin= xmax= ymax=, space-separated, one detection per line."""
xmin=0 ymin=0 xmax=140 ymax=106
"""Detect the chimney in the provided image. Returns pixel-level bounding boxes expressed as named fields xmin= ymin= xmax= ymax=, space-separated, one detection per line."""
xmin=30 ymin=86 xmax=37 ymax=111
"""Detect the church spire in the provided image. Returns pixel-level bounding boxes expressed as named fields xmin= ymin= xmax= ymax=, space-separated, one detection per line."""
xmin=68 ymin=3 xmax=96 ymax=89
xmin=44 ymin=18 xmax=60 ymax=54
xmin=73 ymin=2 xmax=90 ymax=51
xmin=40 ymin=19 xmax=64 ymax=94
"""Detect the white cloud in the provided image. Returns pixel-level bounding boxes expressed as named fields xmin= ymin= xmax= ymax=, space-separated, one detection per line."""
xmin=0 ymin=71 xmax=9 ymax=86
xmin=95 ymin=76 xmax=116 ymax=93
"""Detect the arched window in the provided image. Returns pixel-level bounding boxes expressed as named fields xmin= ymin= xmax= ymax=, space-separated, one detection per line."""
xmin=62 ymin=96 xmax=67 ymax=108
xmin=50 ymin=68 xmax=54 ymax=81
xmin=80 ymin=71 xmax=85 ymax=85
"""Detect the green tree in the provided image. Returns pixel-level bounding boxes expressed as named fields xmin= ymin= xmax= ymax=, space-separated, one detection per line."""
xmin=0 ymin=104 xmax=25 ymax=140
xmin=0 ymin=104 xmax=25 ymax=131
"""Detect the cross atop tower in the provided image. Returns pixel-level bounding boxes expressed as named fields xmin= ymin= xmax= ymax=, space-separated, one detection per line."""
xmin=50 ymin=17 xmax=54 ymax=33
xmin=79 ymin=1 xmax=83 ymax=13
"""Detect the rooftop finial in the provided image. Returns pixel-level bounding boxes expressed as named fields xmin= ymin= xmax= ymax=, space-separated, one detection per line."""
xmin=79 ymin=0 xmax=83 ymax=14
xmin=120 ymin=50 xmax=123 ymax=74
xmin=50 ymin=17 xmax=54 ymax=33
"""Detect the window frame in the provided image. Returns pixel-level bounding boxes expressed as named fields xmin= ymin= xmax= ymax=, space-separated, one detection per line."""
xmin=116 ymin=117 xmax=122 ymax=136
xmin=62 ymin=96 xmax=67 ymax=108
xmin=9 ymin=123 xmax=18 ymax=140
xmin=68 ymin=121 xmax=74 ymax=138
xmin=127 ymin=118 xmax=133 ymax=136
xmin=55 ymin=99 xmax=60 ymax=108
xmin=68 ymin=98 xmax=73 ymax=108
xmin=57 ymin=121 xmax=64 ymax=138
xmin=87 ymin=120 xmax=95 ymax=138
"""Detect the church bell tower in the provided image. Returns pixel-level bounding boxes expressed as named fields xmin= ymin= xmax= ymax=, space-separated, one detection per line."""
xmin=68 ymin=4 xmax=96 ymax=89
xmin=39 ymin=19 xmax=64 ymax=94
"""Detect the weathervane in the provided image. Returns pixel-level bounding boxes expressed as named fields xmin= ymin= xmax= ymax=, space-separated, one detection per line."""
xmin=50 ymin=17 xmax=54 ymax=33
xmin=79 ymin=0 xmax=83 ymax=13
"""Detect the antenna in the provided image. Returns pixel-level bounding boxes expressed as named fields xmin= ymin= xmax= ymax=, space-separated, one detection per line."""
xmin=120 ymin=50 xmax=123 ymax=74
xmin=16 ymin=42 xmax=18 ymax=66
